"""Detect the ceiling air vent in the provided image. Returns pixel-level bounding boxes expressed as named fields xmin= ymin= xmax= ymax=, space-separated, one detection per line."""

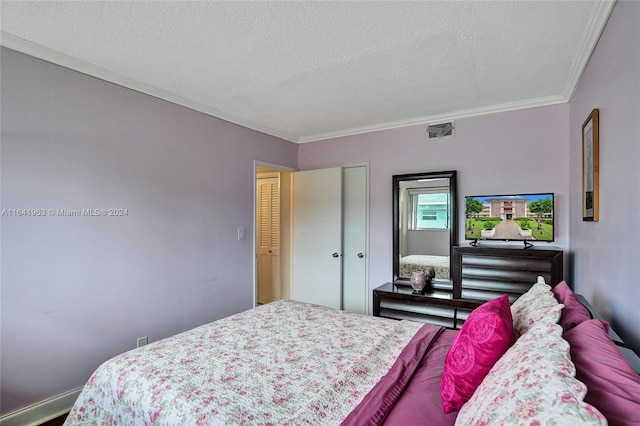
xmin=427 ymin=121 xmax=454 ymax=139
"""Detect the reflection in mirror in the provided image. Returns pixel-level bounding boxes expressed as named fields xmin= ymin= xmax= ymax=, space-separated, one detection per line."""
xmin=393 ymin=171 xmax=457 ymax=287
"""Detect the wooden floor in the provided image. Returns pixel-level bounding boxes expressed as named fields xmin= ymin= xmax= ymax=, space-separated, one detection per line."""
xmin=39 ymin=412 xmax=68 ymax=426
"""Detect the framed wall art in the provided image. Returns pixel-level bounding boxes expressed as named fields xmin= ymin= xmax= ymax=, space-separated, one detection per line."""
xmin=582 ymin=108 xmax=599 ymax=221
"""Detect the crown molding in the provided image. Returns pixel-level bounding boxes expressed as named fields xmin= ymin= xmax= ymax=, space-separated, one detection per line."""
xmin=562 ymin=0 xmax=616 ymax=100
xmin=298 ymin=95 xmax=568 ymax=143
xmin=0 ymin=32 xmax=299 ymax=143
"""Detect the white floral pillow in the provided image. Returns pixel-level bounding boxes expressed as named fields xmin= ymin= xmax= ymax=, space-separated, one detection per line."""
xmin=455 ymin=321 xmax=607 ymax=425
xmin=510 ymin=276 xmax=563 ymax=336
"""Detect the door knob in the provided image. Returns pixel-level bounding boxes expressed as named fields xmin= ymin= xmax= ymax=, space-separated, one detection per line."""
xmin=332 ymin=252 xmax=340 ymax=258
xmin=357 ymin=253 xmax=364 ymax=258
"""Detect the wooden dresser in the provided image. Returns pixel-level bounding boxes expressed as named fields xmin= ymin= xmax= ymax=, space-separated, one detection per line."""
xmin=452 ymin=245 xmax=563 ymax=303
xmin=374 ymin=245 xmax=564 ymax=328
xmin=373 ymin=282 xmax=484 ymax=329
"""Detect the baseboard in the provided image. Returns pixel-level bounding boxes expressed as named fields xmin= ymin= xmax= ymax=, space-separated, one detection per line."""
xmin=0 ymin=387 xmax=82 ymax=426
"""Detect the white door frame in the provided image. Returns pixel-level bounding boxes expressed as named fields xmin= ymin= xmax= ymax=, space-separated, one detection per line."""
xmin=253 ymin=161 xmax=294 ymax=307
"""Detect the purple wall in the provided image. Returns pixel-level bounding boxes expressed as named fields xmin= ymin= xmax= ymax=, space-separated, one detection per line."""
xmin=568 ymin=0 xmax=640 ymax=352
xmin=299 ymin=104 xmax=571 ymax=309
xmin=0 ymin=48 xmax=298 ymax=414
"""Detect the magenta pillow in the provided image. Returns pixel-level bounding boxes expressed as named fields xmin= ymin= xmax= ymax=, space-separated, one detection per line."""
xmin=440 ymin=294 xmax=515 ymax=413
xmin=564 ymin=319 xmax=640 ymax=426
xmin=552 ymin=281 xmax=592 ymax=332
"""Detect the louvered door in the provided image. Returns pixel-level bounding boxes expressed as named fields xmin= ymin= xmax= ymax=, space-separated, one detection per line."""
xmin=257 ymin=176 xmax=280 ymax=304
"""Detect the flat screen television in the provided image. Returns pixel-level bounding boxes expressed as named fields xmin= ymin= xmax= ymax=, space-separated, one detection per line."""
xmin=465 ymin=192 xmax=554 ymax=246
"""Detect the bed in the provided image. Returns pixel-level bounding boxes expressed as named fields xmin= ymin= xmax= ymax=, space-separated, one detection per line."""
xmin=400 ymin=254 xmax=450 ymax=280
xmin=65 ymin=281 xmax=640 ymax=425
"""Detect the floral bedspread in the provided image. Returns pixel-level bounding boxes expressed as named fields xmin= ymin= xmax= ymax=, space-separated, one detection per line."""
xmin=65 ymin=300 xmax=424 ymax=425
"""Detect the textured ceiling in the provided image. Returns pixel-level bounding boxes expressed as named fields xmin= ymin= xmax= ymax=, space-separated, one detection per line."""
xmin=0 ymin=1 xmax=615 ymax=143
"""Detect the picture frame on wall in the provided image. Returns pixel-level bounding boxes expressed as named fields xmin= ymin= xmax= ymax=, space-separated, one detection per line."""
xmin=582 ymin=108 xmax=599 ymax=221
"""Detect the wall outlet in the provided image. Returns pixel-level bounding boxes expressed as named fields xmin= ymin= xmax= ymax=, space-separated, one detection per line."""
xmin=238 ymin=227 xmax=245 ymax=240
xmin=136 ymin=336 xmax=148 ymax=348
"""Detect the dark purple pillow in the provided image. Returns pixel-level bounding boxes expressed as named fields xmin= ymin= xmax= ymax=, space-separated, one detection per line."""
xmin=564 ymin=319 xmax=640 ymax=426
xmin=552 ymin=280 xmax=592 ymax=332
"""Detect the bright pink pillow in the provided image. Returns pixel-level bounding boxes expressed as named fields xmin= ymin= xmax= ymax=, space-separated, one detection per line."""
xmin=563 ymin=319 xmax=640 ymax=426
xmin=440 ymin=294 xmax=515 ymax=413
xmin=552 ymin=281 xmax=592 ymax=332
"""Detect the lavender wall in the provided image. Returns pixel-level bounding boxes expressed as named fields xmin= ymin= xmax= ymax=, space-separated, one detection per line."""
xmin=0 ymin=48 xmax=298 ymax=414
xmin=568 ymin=0 xmax=640 ymax=353
xmin=299 ymin=104 xmax=571 ymax=310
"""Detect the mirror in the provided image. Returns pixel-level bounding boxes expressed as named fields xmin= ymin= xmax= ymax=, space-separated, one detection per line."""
xmin=393 ymin=171 xmax=458 ymax=285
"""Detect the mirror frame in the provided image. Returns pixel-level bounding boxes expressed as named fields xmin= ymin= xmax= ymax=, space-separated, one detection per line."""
xmin=392 ymin=170 xmax=458 ymax=282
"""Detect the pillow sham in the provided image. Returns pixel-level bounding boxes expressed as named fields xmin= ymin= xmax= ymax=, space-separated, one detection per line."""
xmin=552 ymin=280 xmax=593 ymax=332
xmin=510 ymin=276 xmax=563 ymax=336
xmin=455 ymin=321 xmax=607 ymax=425
xmin=564 ymin=319 xmax=640 ymax=426
xmin=440 ymin=294 xmax=515 ymax=413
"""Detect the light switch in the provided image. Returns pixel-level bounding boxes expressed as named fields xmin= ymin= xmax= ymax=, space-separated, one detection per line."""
xmin=238 ymin=227 xmax=245 ymax=240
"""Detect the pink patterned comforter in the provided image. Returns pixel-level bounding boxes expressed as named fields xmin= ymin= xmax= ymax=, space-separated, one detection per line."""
xmin=65 ymin=300 xmax=426 ymax=425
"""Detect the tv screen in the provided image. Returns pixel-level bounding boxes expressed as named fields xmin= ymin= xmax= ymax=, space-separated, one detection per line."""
xmin=465 ymin=193 xmax=554 ymax=243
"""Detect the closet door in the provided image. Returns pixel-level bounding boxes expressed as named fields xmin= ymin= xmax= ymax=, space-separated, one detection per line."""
xmin=342 ymin=166 xmax=368 ymax=314
xmin=257 ymin=176 xmax=280 ymax=304
xmin=291 ymin=167 xmax=342 ymax=309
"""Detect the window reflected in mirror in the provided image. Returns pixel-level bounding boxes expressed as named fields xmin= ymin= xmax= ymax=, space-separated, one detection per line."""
xmin=393 ymin=171 xmax=457 ymax=285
